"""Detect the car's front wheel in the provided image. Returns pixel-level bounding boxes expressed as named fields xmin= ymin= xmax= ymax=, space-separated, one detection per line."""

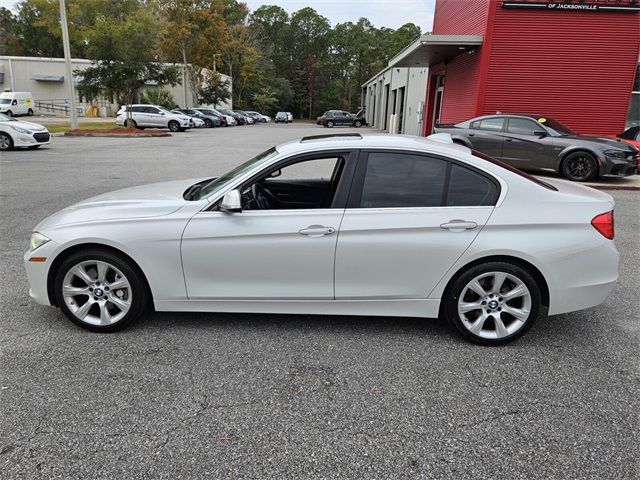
xmin=444 ymin=262 xmax=541 ymax=345
xmin=561 ymin=151 xmax=598 ymax=182
xmin=54 ymin=249 xmax=148 ymax=332
xmin=168 ymin=120 xmax=180 ymax=132
xmin=0 ymin=132 xmax=14 ymax=151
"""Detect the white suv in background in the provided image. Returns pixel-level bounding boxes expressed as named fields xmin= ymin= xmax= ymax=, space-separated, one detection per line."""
xmin=116 ymin=104 xmax=192 ymax=132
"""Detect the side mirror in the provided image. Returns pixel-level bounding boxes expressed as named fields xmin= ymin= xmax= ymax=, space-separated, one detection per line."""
xmin=219 ymin=189 xmax=242 ymax=213
xmin=534 ymin=130 xmax=547 ymax=138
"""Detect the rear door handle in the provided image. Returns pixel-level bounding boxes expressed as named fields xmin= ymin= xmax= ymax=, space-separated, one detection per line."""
xmin=299 ymin=225 xmax=335 ymax=237
xmin=440 ymin=220 xmax=478 ymax=231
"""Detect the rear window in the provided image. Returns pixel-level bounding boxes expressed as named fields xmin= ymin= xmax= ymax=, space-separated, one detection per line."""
xmin=472 ymin=150 xmax=557 ymax=191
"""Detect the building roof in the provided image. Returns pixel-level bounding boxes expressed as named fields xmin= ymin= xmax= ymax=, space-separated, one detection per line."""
xmin=388 ymin=34 xmax=483 ymax=68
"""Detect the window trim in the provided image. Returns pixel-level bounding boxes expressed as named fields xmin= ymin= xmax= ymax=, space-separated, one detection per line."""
xmin=347 ymin=149 xmax=501 ymax=209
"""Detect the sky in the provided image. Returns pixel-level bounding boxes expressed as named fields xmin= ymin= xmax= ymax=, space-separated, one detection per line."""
xmin=0 ymin=0 xmax=436 ymax=31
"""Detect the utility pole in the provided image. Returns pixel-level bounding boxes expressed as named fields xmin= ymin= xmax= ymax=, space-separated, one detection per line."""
xmin=59 ymin=0 xmax=78 ymax=129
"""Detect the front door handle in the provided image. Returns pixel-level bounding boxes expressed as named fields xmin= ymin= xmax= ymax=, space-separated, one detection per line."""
xmin=440 ymin=220 xmax=478 ymax=231
xmin=299 ymin=225 xmax=336 ymax=237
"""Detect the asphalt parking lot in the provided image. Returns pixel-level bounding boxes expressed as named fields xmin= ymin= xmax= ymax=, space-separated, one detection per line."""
xmin=1 ymin=123 xmax=639 ymax=479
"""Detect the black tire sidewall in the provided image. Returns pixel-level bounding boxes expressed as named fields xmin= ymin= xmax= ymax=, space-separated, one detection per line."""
xmin=562 ymin=152 xmax=598 ymax=182
xmin=444 ymin=261 xmax=541 ymax=346
xmin=354 ymin=120 xmax=362 ymax=127
xmin=327 ymin=121 xmax=334 ymax=128
xmin=168 ymin=121 xmax=180 ymax=132
xmin=205 ymin=119 xmax=213 ymax=128
xmin=54 ymin=249 xmax=147 ymax=332
xmin=0 ymin=132 xmax=13 ymax=151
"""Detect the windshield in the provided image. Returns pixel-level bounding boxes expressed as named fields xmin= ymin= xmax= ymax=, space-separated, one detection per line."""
xmin=538 ymin=117 xmax=576 ymax=136
xmin=192 ymin=147 xmax=279 ymax=201
xmin=0 ymin=99 xmax=11 ymax=104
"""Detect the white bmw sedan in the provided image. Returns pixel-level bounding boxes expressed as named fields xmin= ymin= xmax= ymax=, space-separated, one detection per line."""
xmin=24 ymin=133 xmax=618 ymax=345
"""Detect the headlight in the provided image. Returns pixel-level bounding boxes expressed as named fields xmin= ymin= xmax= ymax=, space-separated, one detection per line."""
xmin=10 ymin=125 xmax=32 ymax=135
xmin=604 ymin=149 xmax=627 ymax=159
xmin=30 ymin=232 xmax=50 ymax=251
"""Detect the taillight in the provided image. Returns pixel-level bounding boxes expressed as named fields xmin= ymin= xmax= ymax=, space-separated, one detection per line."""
xmin=591 ymin=211 xmax=614 ymax=239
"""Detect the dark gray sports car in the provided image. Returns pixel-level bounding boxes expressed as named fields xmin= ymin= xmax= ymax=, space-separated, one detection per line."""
xmin=434 ymin=114 xmax=638 ymax=181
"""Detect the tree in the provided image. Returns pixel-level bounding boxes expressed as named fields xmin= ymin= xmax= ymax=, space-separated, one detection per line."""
xmin=76 ymin=5 xmax=180 ymax=114
xmin=0 ymin=7 xmax=23 ymax=55
xmin=140 ymin=88 xmax=176 ymax=109
xmin=197 ymin=70 xmax=230 ymax=107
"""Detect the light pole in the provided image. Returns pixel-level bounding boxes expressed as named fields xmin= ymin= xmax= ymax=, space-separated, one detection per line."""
xmin=59 ymin=0 xmax=78 ymax=129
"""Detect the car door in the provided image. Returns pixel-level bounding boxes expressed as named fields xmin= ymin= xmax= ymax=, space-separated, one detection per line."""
xmin=466 ymin=117 xmax=506 ymax=159
xmin=181 ymin=151 xmax=358 ymax=300
xmin=501 ymin=117 xmax=557 ymax=170
xmin=144 ymin=106 xmax=164 ymax=127
xmin=335 ymin=151 xmax=498 ymax=299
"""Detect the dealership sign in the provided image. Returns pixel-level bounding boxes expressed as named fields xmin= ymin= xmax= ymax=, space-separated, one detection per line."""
xmin=502 ymin=1 xmax=640 ymax=12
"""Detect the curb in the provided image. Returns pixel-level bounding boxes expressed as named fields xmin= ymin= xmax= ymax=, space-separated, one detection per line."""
xmin=64 ymin=131 xmax=171 ymax=138
xmin=587 ymin=184 xmax=640 ymax=192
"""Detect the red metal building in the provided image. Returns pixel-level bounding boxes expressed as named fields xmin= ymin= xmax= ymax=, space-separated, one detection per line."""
xmin=389 ymin=0 xmax=640 ymax=136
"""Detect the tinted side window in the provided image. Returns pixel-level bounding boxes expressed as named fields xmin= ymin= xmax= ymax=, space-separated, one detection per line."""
xmin=470 ymin=120 xmax=480 ymax=129
xmin=447 ymin=164 xmax=498 ymax=206
xmin=507 ymin=118 xmax=539 ymax=135
xmin=478 ymin=118 xmax=505 ymax=132
xmin=360 ymin=153 xmax=447 ymax=208
xmin=145 ymin=107 xmax=160 ymax=114
xmin=132 ymin=106 xmax=144 ymax=113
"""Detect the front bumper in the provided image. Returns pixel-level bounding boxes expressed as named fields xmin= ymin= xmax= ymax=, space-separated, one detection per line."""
xmin=23 ymin=240 xmax=60 ymax=307
xmin=11 ymin=130 xmax=51 ymax=148
xmin=599 ymin=153 xmax=638 ymax=176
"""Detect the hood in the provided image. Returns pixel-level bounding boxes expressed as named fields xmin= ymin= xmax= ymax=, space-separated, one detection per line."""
xmin=561 ymin=134 xmax=635 ymax=151
xmin=3 ymin=119 xmax=47 ymax=132
xmin=36 ymin=177 xmax=210 ymax=230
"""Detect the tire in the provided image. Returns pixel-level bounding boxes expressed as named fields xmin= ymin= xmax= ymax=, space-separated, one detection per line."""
xmin=5 ymin=110 xmax=12 ymax=117
xmin=0 ymin=132 xmax=14 ymax=151
xmin=443 ymin=261 xmax=541 ymax=346
xmin=561 ymin=151 xmax=598 ymax=182
xmin=326 ymin=120 xmax=334 ymax=128
xmin=28 ymin=108 xmax=34 ymax=116
xmin=54 ymin=249 xmax=148 ymax=333
xmin=124 ymin=119 xmax=137 ymax=128
xmin=204 ymin=119 xmax=213 ymax=128
xmin=168 ymin=120 xmax=180 ymax=132
xmin=354 ymin=120 xmax=362 ymax=128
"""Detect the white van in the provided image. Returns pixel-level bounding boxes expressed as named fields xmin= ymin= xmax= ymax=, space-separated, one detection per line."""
xmin=0 ymin=92 xmax=35 ymax=117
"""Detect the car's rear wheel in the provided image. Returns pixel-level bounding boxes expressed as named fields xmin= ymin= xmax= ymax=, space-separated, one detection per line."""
xmin=354 ymin=120 xmax=362 ymax=128
xmin=168 ymin=120 xmax=180 ymax=132
xmin=54 ymin=249 xmax=148 ymax=332
xmin=444 ymin=262 xmax=541 ymax=345
xmin=204 ymin=119 xmax=213 ymax=128
xmin=124 ymin=119 xmax=137 ymax=128
xmin=28 ymin=108 xmax=34 ymax=116
xmin=561 ymin=151 xmax=597 ymax=182
xmin=326 ymin=120 xmax=334 ymax=128
xmin=0 ymin=132 xmax=14 ymax=151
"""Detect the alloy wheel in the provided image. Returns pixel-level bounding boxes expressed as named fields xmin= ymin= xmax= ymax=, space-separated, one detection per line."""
xmin=62 ymin=260 xmax=132 ymax=326
xmin=457 ymin=271 xmax=532 ymax=340
xmin=565 ymin=155 xmax=595 ymax=181
xmin=0 ymin=133 xmax=12 ymax=150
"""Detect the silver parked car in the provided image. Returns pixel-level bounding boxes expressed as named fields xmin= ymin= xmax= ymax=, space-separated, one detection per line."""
xmin=24 ymin=133 xmax=618 ymax=345
xmin=116 ymin=104 xmax=192 ymax=132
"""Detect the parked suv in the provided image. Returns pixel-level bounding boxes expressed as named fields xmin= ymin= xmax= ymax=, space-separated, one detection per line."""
xmin=275 ymin=112 xmax=291 ymax=124
xmin=434 ymin=114 xmax=638 ymax=181
xmin=116 ymin=104 xmax=192 ymax=132
xmin=319 ymin=110 xmax=366 ymax=128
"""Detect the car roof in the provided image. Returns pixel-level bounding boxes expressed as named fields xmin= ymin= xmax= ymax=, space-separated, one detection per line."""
xmin=274 ymin=133 xmax=472 ymax=158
